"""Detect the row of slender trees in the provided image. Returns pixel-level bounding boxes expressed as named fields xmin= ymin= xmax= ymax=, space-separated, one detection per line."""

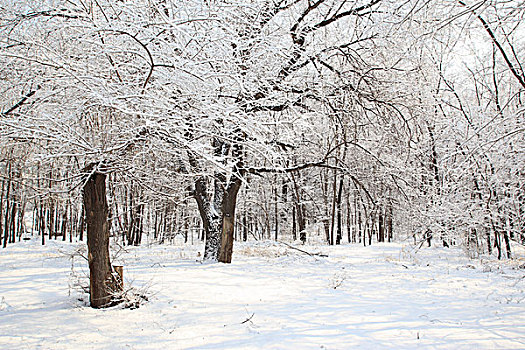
xmin=1 ymin=0 xmax=523 ymax=307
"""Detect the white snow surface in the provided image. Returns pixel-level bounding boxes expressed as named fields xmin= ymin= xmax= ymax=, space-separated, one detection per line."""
xmin=1 ymin=239 xmax=525 ymax=349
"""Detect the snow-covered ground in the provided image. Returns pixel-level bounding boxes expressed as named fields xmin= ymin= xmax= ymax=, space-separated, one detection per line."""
xmin=1 ymin=238 xmax=524 ymax=349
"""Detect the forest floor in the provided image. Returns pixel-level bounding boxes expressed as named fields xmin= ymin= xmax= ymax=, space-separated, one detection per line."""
xmin=1 ymin=237 xmax=525 ymax=349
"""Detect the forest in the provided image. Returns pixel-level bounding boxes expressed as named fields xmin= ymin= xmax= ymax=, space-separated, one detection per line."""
xmin=0 ymin=0 xmax=524 ymax=347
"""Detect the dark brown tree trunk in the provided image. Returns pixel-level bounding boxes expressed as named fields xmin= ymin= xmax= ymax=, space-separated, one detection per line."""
xmin=54 ymin=205 xmax=60 ymax=240
xmin=298 ymin=204 xmax=306 ymax=243
xmin=218 ymin=177 xmax=242 ymax=263
xmin=346 ymin=195 xmax=352 ymax=243
xmin=127 ymin=185 xmax=135 ymax=246
xmin=503 ymin=228 xmax=512 ymax=259
xmin=40 ymin=201 xmax=46 ymax=245
xmin=485 ymin=226 xmax=492 ymax=255
xmin=292 ymin=206 xmax=297 ymax=241
xmin=9 ymin=199 xmax=16 ymax=243
xmin=153 ymin=209 xmax=158 ymax=240
xmin=386 ymin=203 xmax=393 ymax=242
xmin=69 ymin=203 xmax=74 ymax=243
xmin=358 ymin=203 xmax=363 ymax=245
xmin=0 ymin=179 xmax=4 ymax=248
xmin=135 ymin=201 xmax=144 ymax=246
xmin=335 ymin=178 xmax=343 ymax=245
xmin=323 ymin=219 xmax=330 ymax=245
xmin=290 ymin=173 xmax=306 ymax=243
xmin=79 ymin=203 xmax=85 ymax=241
xmin=48 ymin=198 xmax=54 ymax=240
xmin=61 ymin=209 xmax=67 ymax=241
xmin=83 ymin=166 xmax=120 ymax=308
xmin=3 ymin=165 xmax=11 ymax=248
xmin=243 ymin=212 xmax=247 ymax=242
xmin=329 ymin=173 xmax=337 ymax=245
xmin=122 ymin=185 xmax=129 ymax=242
xmin=368 ymin=218 xmax=373 ymax=246
xmin=274 ymin=185 xmax=278 ymax=241
xmin=378 ymin=211 xmax=385 ymax=243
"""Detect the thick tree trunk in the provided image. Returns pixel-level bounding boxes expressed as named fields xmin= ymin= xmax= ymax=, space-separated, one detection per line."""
xmin=202 ymin=211 xmax=220 ymax=260
xmin=194 ymin=175 xmax=221 ymax=261
xmin=83 ymin=166 xmax=120 ymax=308
xmin=218 ymin=178 xmax=242 ymax=263
xmin=219 ymin=213 xmax=234 ymax=263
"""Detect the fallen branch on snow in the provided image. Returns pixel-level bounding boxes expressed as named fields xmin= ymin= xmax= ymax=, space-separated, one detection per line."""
xmin=277 ymin=241 xmax=328 ymax=258
xmin=241 ymin=313 xmax=255 ymax=324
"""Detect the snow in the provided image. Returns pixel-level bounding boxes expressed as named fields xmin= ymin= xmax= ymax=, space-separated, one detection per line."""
xmin=1 ymin=239 xmax=525 ymax=349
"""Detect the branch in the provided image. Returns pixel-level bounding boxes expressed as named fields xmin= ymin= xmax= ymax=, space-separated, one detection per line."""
xmin=241 ymin=313 xmax=255 ymax=324
xmin=1 ymin=86 xmax=39 ymax=117
xmin=458 ymin=0 xmax=525 ymax=89
xmin=312 ymin=0 xmax=381 ymax=30
xmin=18 ymin=9 xmax=82 ymax=21
xmin=100 ymin=30 xmax=155 ymax=92
xmin=277 ymin=241 xmax=328 ymax=257
xmin=247 ymin=160 xmax=327 ymax=174
xmin=248 ymin=157 xmax=377 ymax=205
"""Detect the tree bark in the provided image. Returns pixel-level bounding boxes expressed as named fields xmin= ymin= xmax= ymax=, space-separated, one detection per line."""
xmin=83 ymin=165 xmax=120 ymax=308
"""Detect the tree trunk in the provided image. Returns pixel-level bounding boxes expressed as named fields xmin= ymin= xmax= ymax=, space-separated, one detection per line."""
xmin=292 ymin=206 xmax=297 ymax=241
xmin=79 ymin=203 xmax=85 ymax=241
xmin=194 ymin=175 xmax=221 ymax=261
xmin=218 ymin=178 xmax=242 ymax=263
xmin=0 ymin=179 xmax=4 ymax=248
xmin=291 ymin=173 xmax=306 ymax=243
xmin=335 ymin=178 xmax=344 ymax=245
xmin=83 ymin=165 xmax=120 ymax=308
xmin=40 ymin=201 xmax=46 ymax=245
xmin=378 ymin=211 xmax=385 ymax=243
xmin=503 ymin=228 xmax=512 ymax=259
xmin=346 ymin=195 xmax=352 ymax=243
xmin=9 ymin=199 xmax=16 ymax=243
xmin=386 ymin=203 xmax=393 ymax=242
xmin=329 ymin=173 xmax=337 ymax=245
xmin=243 ymin=212 xmax=247 ymax=242
xmin=3 ymin=166 xmax=11 ymax=249
xmin=274 ymin=185 xmax=278 ymax=241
